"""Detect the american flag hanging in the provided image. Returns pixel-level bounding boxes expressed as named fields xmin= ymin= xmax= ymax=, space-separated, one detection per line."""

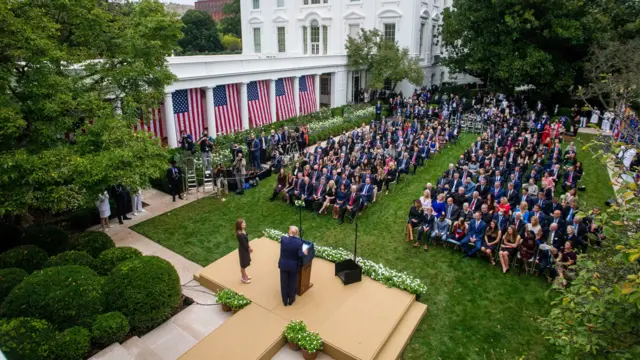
xmin=172 ymin=89 xmax=206 ymax=138
xmin=214 ymin=84 xmax=242 ymax=135
xmin=134 ymin=107 xmax=165 ymax=139
xmin=276 ymin=78 xmax=296 ymax=121
xmin=247 ymin=80 xmax=272 ymax=127
xmin=299 ymin=75 xmax=317 ymax=115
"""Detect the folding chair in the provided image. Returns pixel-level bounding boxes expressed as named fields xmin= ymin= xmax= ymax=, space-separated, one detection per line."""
xmin=388 ymin=172 xmax=400 ymax=192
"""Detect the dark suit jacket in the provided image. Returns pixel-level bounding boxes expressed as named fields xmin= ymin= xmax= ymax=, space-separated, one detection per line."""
xmin=344 ymin=192 xmax=361 ymax=209
xmin=166 ymin=166 xmax=182 ymax=184
xmin=278 ymin=236 xmax=305 ymax=272
xmin=444 ymin=204 xmax=460 ymax=221
xmin=468 ymin=219 xmax=487 ymax=239
xmin=467 ymin=197 xmax=483 ymax=212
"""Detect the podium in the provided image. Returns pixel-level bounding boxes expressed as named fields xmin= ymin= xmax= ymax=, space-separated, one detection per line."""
xmin=296 ymin=241 xmax=315 ymax=296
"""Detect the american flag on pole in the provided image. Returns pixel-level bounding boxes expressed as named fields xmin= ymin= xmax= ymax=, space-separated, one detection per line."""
xmin=247 ymin=80 xmax=272 ymax=127
xmin=214 ymin=84 xmax=242 ymax=134
xmin=299 ymin=75 xmax=317 ymax=115
xmin=172 ymin=89 xmax=205 ymax=138
xmin=275 ymin=78 xmax=296 ymax=121
xmin=134 ymin=107 xmax=165 ymax=139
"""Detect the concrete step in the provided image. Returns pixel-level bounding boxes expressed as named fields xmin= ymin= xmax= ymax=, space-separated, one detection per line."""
xmin=89 ymin=343 xmax=134 ymax=360
xmin=122 ymin=336 xmax=163 ymax=360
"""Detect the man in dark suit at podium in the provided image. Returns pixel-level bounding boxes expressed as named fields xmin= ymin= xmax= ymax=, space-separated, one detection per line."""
xmin=278 ymin=226 xmax=309 ymax=307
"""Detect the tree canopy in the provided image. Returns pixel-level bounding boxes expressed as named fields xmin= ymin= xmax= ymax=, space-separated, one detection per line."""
xmin=220 ymin=0 xmax=241 ymax=38
xmin=441 ymin=0 xmax=639 ymax=93
xmin=0 ymin=0 xmax=182 ymax=218
xmin=178 ymin=9 xmax=223 ymax=54
xmin=345 ymin=29 xmax=424 ymax=91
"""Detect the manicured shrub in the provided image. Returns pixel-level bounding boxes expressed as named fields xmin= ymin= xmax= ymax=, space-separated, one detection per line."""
xmin=44 ymin=250 xmax=96 ymax=269
xmin=92 ymin=311 xmax=130 ymax=346
xmin=0 ymin=317 xmax=56 ymax=360
xmin=21 ymin=225 xmax=69 ymax=255
xmin=104 ymin=256 xmax=181 ymax=332
xmin=75 ymin=231 xmax=115 ymax=258
xmin=0 ymin=268 xmax=28 ymax=302
xmin=0 ymin=245 xmax=49 ymax=273
xmin=53 ymin=326 xmax=91 ymax=360
xmin=0 ymin=223 xmax=22 ymax=253
xmin=0 ymin=265 xmax=104 ymax=330
xmin=95 ymin=247 xmax=142 ymax=275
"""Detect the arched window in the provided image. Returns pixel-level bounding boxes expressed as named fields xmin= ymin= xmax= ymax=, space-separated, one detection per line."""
xmin=310 ymin=20 xmax=320 ymax=55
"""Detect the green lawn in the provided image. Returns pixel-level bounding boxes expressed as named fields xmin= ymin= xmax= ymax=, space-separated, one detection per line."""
xmin=133 ymin=132 xmax=564 ymax=359
xmin=573 ymin=133 xmax=616 ymax=209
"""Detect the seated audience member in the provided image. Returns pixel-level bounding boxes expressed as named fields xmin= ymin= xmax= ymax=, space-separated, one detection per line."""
xmin=498 ymin=225 xmax=521 ymax=273
xmin=358 ymin=177 xmax=374 ymax=211
xmin=383 ymin=161 xmax=397 ymax=194
xmin=460 ymin=211 xmax=487 ymax=258
xmin=480 ymin=220 xmax=501 ymax=265
xmin=419 ymin=189 xmax=432 ymax=211
xmin=450 ymin=217 xmax=467 ymax=244
xmin=270 ymin=168 xmax=288 ymax=201
xmin=333 ymin=183 xmax=348 ymax=219
xmin=518 ymin=230 xmax=538 ymax=274
xmin=432 ymin=193 xmax=447 ymax=218
xmin=312 ymin=178 xmax=327 ymax=212
xmin=444 ymin=197 xmax=460 ymax=222
xmin=551 ymin=241 xmax=577 ymax=287
xmin=460 ymin=202 xmax=474 ymax=222
xmin=339 ymin=185 xmax=361 ymax=225
xmin=406 ymin=199 xmax=424 ymax=242
xmin=281 ymin=173 xmax=295 ymax=204
xmin=431 ymin=213 xmax=450 ymax=245
xmin=415 ymin=207 xmax=436 ymax=250
xmin=287 ymin=173 xmax=304 ymax=204
xmin=453 ymin=187 xmax=467 ymax=207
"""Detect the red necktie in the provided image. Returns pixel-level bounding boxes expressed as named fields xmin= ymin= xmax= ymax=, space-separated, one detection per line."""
xmin=350 ymin=194 xmax=355 ymax=206
xmin=317 ymin=186 xmax=322 ymax=196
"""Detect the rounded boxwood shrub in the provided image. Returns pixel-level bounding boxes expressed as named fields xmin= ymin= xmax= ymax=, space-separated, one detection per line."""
xmin=0 ymin=245 xmax=49 ymax=273
xmin=0 ymin=268 xmax=28 ymax=302
xmin=96 ymin=247 xmax=142 ymax=275
xmin=44 ymin=251 xmax=96 ymax=269
xmin=53 ymin=326 xmax=91 ymax=360
xmin=0 ymin=265 xmax=104 ymax=330
xmin=0 ymin=223 xmax=22 ymax=253
xmin=92 ymin=311 xmax=130 ymax=346
xmin=21 ymin=225 xmax=69 ymax=255
xmin=75 ymin=231 xmax=115 ymax=258
xmin=0 ymin=317 xmax=56 ymax=360
xmin=104 ymin=256 xmax=181 ymax=332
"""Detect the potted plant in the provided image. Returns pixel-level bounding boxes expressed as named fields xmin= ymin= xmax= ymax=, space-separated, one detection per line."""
xmin=297 ymin=331 xmax=323 ymax=360
xmin=282 ymin=320 xmax=307 ymax=351
xmin=227 ymin=292 xmax=251 ymax=314
xmin=216 ymin=289 xmax=235 ymax=312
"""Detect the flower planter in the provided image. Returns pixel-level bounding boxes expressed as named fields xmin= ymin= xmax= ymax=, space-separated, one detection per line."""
xmin=301 ymin=349 xmax=317 ymax=360
xmin=287 ymin=341 xmax=300 ymax=351
xmin=221 ymin=304 xmax=231 ymax=312
xmin=231 ymin=308 xmax=240 ymax=314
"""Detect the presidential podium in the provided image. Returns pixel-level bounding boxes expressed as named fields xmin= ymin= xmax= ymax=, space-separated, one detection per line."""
xmin=296 ymin=241 xmax=315 ymax=296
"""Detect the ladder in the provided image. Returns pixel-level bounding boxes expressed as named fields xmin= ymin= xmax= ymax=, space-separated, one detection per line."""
xmin=202 ymin=154 xmax=214 ymax=194
xmin=185 ymin=156 xmax=199 ymax=196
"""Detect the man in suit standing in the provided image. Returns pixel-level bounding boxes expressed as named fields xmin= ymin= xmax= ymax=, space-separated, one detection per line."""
xmin=460 ymin=211 xmax=487 ymax=257
xmin=339 ymin=185 xmax=361 ymax=224
xmin=250 ymin=134 xmax=261 ymax=171
xmin=278 ymin=226 xmax=309 ymax=307
xmin=375 ymin=100 xmax=382 ymax=122
xmin=166 ymin=160 xmax=183 ymax=202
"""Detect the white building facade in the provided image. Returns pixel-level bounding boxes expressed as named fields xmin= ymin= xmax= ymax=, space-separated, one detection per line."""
xmin=157 ymin=0 xmax=472 ymax=147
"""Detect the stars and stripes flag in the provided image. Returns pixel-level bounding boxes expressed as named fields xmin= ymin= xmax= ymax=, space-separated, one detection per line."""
xmin=134 ymin=107 xmax=165 ymax=139
xmin=172 ymin=89 xmax=206 ymax=138
xmin=275 ymin=78 xmax=296 ymax=121
xmin=247 ymin=80 xmax=272 ymax=127
xmin=214 ymin=84 xmax=242 ymax=135
xmin=299 ymin=75 xmax=317 ymax=115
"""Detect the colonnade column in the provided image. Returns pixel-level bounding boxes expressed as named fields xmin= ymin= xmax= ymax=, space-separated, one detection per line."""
xmin=293 ymin=76 xmax=300 ymax=116
xmin=205 ymin=86 xmax=216 ymax=137
xmin=269 ymin=79 xmax=277 ymax=123
xmin=240 ymin=82 xmax=249 ymax=130
xmin=314 ymin=74 xmax=321 ymax=111
xmin=163 ymin=92 xmax=178 ymax=148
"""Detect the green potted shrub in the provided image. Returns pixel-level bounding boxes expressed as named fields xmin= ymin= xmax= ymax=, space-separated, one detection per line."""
xmin=298 ymin=330 xmax=323 ymax=360
xmin=215 ymin=289 xmax=235 ymax=312
xmin=227 ymin=292 xmax=251 ymax=314
xmin=283 ymin=320 xmax=307 ymax=350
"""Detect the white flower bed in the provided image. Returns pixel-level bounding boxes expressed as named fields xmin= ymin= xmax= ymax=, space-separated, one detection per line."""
xmin=262 ymin=228 xmax=427 ymax=296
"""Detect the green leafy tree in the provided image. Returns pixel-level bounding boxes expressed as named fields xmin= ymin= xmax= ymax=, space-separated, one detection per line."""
xmin=0 ymin=0 xmax=182 ymax=218
xmin=345 ymin=29 xmax=424 ymax=91
xmin=441 ymin=0 xmax=628 ymax=93
xmin=220 ymin=0 xmax=241 ymax=38
xmin=178 ymin=10 xmax=223 ymax=54
xmin=221 ymin=34 xmax=242 ymax=52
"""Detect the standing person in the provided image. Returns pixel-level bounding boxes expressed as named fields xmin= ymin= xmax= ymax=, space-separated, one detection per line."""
xmin=96 ymin=190 xmax=111 ymax=231
xmin=198 ymin=130 xmax=213 ymax=174
xmin=250 ymin=134 xmax=261 ymax=171
xmin=131 ymin=188 xmax=144 ymax=216
xmin=233 ymin=152 xmax=246 ymax=194
xmin=110 ymin=184 xmax=130 ymax=225
xmin=167 ymin=160 xmax=183 ymax=202
xmin=278 ymin=226 xmax=309 ymax=306
xmin=236 ymin=219 xmax=252 ymax=284
xmin=375 ymin=100 xmax=382 ymax=122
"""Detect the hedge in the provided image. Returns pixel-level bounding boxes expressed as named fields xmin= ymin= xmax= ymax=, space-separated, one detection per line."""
xmin=21 ymin=225 xmax=69 ymax=255
xmin=103 ymin=256 xmax=181 ymax=332
xmin=74 ymin=231 xmax=115 ymax=258
xmin=44 ymin=251 xmax=96 ymax=270
xmin=0 ymin=265 xmax=104 ymax=330
xmin=0 ymin=245 xmax=49 ymax=274
xmin=0 ymin=223 xmax=21 ymax=253
xmin=54 ymin=326 xmax=91 ymax=360
xmin=95 ymin=247 xmax=142 ymax=276
xmin=92 ymin=312 xmax=130 ymax=346
xmin=0 ymin=317 xmax=56 ymax=360
xmin=0 ymin=268 xmax=28 ymax=303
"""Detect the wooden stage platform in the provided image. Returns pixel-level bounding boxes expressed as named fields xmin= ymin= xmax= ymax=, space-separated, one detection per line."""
xmin=181 ymin=237 xmax=427 ymax=360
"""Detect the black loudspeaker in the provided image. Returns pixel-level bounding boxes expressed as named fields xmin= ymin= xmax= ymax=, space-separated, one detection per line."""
xmin=335 ymin=259 xmax=362 ymax=285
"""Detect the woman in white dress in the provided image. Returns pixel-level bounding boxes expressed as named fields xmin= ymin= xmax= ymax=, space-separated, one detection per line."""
xmin=419 ymin=189 xmax=432 ymax=211
xmin=96 ymin=191 xmax=111 ymax=231
xmin=590 ymin=107 xmax=600 ymax=125
xmin=601 ymin=111 xmax=612 ymax=132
